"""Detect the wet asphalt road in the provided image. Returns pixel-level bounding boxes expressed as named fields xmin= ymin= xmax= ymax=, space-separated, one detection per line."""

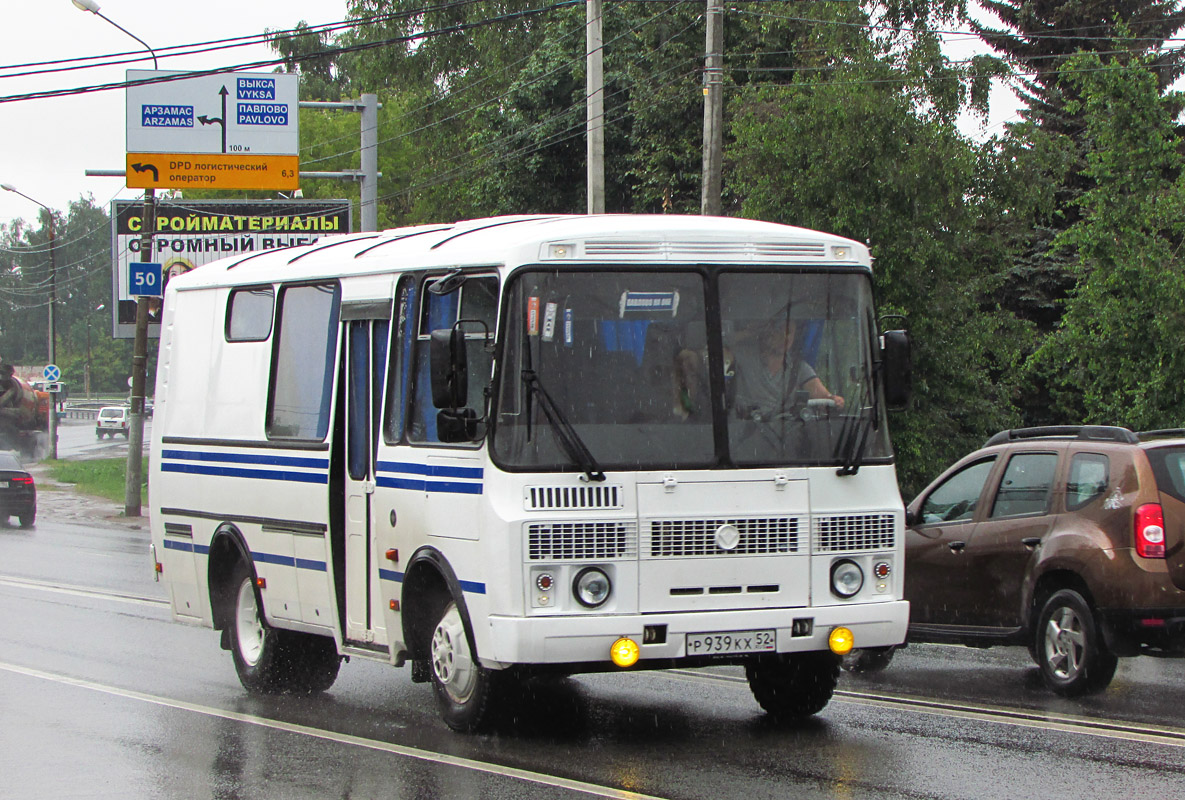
xmin=2 ymin=433 xmax=1185 ymax=798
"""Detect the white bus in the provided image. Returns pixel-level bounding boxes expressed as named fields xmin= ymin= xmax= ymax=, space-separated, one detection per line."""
xmin=149 ymin=214 xmax=912 ymax=731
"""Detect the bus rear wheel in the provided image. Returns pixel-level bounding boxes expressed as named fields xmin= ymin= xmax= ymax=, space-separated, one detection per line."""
xmin=429 ymin=599 xmax=503 ymax=732
xmin=228 ymin=561 xmax=341 ymax=694
xmin=746 ymin=651 xmax=840 ymax=720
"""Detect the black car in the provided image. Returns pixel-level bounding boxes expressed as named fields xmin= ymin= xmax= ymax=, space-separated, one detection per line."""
xmin=0 ymin=452 xmax=36 ymax=528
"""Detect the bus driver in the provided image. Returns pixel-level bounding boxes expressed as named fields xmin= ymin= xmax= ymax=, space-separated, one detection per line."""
xmin=730 ymin=316 xmax=844 ymax=422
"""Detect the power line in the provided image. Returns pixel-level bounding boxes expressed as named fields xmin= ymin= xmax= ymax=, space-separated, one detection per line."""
xmin=0 ymin=1 xmax=581 ymax=105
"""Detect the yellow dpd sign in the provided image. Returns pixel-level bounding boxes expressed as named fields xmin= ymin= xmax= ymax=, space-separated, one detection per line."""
xmin=125 ymin=153 xmax=299 ymax=191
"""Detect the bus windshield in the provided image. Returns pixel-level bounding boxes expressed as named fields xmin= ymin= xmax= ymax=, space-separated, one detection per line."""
xmin=491 ymin=267 xmax=890 ymax=472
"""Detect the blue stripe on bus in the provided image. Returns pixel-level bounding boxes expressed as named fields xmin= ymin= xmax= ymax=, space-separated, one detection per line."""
xmin=162 ymin=449 xmax=330 ymax=469
xmin=379 ymin=568 xmax=485 ymax=595
xmin=161 ymin=462 xmax=329 ymax=484
xmin=376 ymin=461 xmax=484 ymax=480
xmin=375 ymin=475 xmax=483 ymax=495
xmin=252 ymin=551 xmax=327 ymax=572
xmin=162 ymin=539 xmax=210 ymax=555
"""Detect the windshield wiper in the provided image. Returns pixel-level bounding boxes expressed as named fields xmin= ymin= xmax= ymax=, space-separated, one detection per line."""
xmin=522 ymin=369 xmax=606 ymax=483
xmin=836 ymin=312 xmax=882 ymax=476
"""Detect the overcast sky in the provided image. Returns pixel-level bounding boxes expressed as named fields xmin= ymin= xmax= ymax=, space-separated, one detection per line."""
xmin=1 ymin=1 xmax=1020 ymax=228
xmin=1 ymin=1 xmax=349 ymax=225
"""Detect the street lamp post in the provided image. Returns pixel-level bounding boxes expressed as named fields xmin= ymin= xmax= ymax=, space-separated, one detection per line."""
xmin=1 ymin=183 xmax=59 ymax=460
xmin=73 ymin=0 xmax=159 ymax=516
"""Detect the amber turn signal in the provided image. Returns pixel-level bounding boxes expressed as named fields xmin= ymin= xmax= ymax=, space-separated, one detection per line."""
xmin=610 ymin=637 xmax=640 ymax=668
xmin=828 ymin=626 xmax=854 ymax=655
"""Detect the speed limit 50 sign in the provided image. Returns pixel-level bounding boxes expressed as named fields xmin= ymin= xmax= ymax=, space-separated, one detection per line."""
xmin=128 ymin=261 xmax=163 ymax=297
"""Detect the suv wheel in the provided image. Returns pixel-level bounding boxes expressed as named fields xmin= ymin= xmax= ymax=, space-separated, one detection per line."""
xmin=1035 ymin=589 xmax=1118 ymax=696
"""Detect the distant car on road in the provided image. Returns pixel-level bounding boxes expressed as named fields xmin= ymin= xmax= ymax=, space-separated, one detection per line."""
xmin=96 ymin=406 xmax=130 ymax=439
xmin=846 ymin=426 xmax=1185 ymax=696
xmin=0 ymin=451 xmax=36 ymax=528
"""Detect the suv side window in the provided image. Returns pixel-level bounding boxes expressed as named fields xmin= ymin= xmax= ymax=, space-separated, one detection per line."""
xmin=921 ymin=458 xmax=996 ymax=524
xmin=990 ymin=452 xmax=1058 ymax=518
xmin=1066 ymin=453 xmax=1109 ymax=511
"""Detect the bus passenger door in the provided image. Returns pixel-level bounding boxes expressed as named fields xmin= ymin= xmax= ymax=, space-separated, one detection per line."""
xmin=344 ymin=316 xmax=390 ymax=645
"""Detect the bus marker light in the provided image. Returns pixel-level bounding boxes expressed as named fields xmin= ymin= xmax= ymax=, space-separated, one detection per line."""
xmin=828 ymin=627 xmax=854 ymax=655
xmin=256 ymin=577 xmax=267 ymax=589
xmin=610 ymin=637 xmax=640 ymax=668
xmin=385 ymin=549 xmax=399 ymax=562
xmin=390 ymin=600 xmax=400 ymax=611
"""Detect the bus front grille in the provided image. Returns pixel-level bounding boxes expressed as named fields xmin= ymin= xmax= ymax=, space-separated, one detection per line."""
xmin=646 ymin=518 xmax=800 ymax=557
xmin=526 ymin=521 xmax=637 ymax=560
xmin=813 ymin=514 xmax=896 ymax=552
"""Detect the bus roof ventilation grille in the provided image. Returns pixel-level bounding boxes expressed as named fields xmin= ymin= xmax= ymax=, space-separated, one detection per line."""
xmin=581 ymin=240 xmax=827 ymax=260
xmin=525 ymin=484 xmax=624 ymax=511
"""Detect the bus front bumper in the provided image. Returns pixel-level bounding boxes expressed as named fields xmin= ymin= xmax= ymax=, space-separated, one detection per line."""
xmin=484 ymin=600 xmax=909 ymax=666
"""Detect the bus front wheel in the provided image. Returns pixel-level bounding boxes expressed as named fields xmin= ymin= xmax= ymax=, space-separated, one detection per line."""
xmin=228 ymin=561 xmax=341 ymax=694
xmin=429 ymin=599 xmax=503 ymax=732
xmin=745 ymin=651 xmax=840 ymax=719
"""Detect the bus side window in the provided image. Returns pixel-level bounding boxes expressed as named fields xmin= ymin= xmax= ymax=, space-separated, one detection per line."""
xmin=383 ymin=275 xmax=417 ymax=444
xmin=267 ymin=282 xmax=340 ymax=440
xmin=407 ymin=275 xmax=498 ymax=444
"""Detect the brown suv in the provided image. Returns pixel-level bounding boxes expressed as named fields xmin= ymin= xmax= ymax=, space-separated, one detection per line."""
xmin=848 ymin=426 xmax=1185 ymax=696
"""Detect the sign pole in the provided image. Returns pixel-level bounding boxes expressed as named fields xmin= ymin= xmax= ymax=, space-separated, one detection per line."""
xmin=125 ymin=189 xmax=154 ymax=516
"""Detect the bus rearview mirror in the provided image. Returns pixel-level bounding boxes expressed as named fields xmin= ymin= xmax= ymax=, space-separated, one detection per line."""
xmin=430 ymin=327 xmax=468 ymax=409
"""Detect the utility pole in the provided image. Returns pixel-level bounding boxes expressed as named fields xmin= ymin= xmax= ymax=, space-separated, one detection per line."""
xmin=586 ymin=0 xmax=605 ymax=214
xmin=47 ymin=214 xmax=57 ymax=460
xmin=701 ymin=0 xmax=724 ymax=216
xmin=125 ymin=189 xmax=154 ymax=516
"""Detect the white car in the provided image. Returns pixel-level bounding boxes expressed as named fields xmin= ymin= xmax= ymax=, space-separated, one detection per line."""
xmin=95 ymin=406 xmax=130 ymax=439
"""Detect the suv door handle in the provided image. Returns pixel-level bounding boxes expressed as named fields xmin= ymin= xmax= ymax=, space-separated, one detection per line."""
xmin=948 ymin=541 xmax=966 ymax=553
xmin=1022 ymin=537 xmax=1042 ymax=549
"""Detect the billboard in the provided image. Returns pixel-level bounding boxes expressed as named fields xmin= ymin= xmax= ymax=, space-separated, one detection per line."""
xmin=109 ymin=199 xmax=352 ymax=339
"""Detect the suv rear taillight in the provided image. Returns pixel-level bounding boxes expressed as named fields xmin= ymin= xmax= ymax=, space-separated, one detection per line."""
xmin=1135 ymin=503 xmax=1166 ymax=558
xmin=12 ymin=476 xmax=33 ymax=486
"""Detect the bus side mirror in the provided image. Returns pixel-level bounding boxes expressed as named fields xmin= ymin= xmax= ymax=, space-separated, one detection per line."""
xmin=882 ymin=329 xmax=911 ymax=409
xmin=430 ymin=327 xmax=468 ymax=410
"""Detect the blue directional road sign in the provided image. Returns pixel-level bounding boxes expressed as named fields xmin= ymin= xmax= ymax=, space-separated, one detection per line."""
xmin=129 ymin=261 xmax=163 ymax=297
xmin=43 ymin=364 xmax=61 ymax=382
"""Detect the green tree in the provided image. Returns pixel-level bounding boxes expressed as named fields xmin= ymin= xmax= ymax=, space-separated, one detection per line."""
xmin=972 ymin=0 xmax=1185 ymax=135
xmin=1032 ymin=53 xmax=1185 ymax=428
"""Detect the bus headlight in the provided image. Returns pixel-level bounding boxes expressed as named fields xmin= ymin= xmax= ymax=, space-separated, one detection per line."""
xmin=830 ymin=560 xmax=863 ymax=598
xmin=573 ymin=567 xmax=611 ymax=608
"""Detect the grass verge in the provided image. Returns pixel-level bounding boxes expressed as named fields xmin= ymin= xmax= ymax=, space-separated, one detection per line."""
xmin=45 ymin=457 xmax=148 ymax=504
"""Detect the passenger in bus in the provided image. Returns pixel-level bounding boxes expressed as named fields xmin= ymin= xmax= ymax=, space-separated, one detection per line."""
xmin=729 ymin=317 xmax=843 ymax=421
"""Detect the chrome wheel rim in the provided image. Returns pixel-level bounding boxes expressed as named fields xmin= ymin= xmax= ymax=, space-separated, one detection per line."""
xmin=235 ymin=578 xmax=264 ymax=666
xmin=431 ymin=603 xmax=476 ymax=703
xmin=1043 ymin=605 xmax=1086 ymax=681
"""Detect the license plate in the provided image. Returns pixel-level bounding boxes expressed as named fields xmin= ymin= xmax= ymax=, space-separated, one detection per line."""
xmin=686 ymin=629 xmax=776 ymax=656
xmin=0 ymin=481 xmax=8 ymax=489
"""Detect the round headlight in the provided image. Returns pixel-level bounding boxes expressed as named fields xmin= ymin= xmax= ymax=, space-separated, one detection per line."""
xmin=831 ymin=560 xmax=864 ymax=598
xmin=573 ymin=567 xmax=611 ymax=608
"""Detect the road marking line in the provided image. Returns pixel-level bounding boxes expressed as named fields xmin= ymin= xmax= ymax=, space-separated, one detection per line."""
xmin=0 ymin=575 xmax=166 ymax=607
xmin=661 ymin=668 xmax=1185 ymax=748
xmin=0 ymin=661 xmax=666 ymax=800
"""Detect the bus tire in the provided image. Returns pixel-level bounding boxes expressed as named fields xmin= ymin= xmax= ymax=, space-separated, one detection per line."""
xmin=746 ymin=651 xmax=840 ymax=720
xmin=228 ymin=560 xmax=341 ymax=694
xmin=841 ymin=646 xmax=896 ymax=674
xmin=429 ymin=599 xmax=501 ymax=732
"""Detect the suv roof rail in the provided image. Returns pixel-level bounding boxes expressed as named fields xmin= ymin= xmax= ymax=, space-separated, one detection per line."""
xmin=1137 ymin=428 xmax=1185 ymax=441
xmin=983 ymin=425 xmax=1139 ymax=447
